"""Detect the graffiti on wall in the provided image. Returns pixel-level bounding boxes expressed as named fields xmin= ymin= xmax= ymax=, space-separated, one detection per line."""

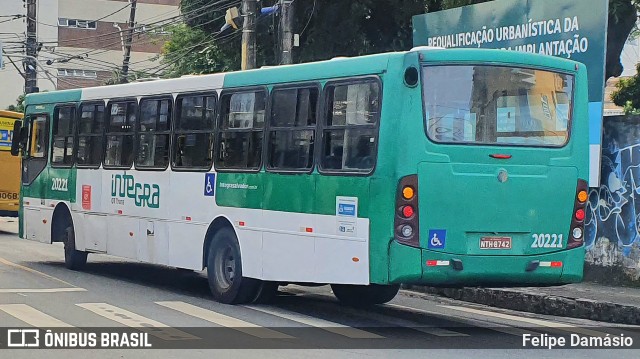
xmin=586 ymin=116 xmax=640 ymax=273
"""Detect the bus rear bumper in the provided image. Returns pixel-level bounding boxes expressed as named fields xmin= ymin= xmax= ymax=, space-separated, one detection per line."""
xmin=389 ymin=242 xmax=585 ymax=286
xmin=0 ymin=210 xmax=18 ymax=218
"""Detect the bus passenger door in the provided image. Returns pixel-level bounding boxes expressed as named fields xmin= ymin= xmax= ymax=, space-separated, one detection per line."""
xmin=22 ymin=115 xmax=50 ymax=242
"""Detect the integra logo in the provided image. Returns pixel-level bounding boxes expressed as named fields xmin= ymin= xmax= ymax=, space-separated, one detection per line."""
xmin=111 ymin=174 xmax=160 ymax=208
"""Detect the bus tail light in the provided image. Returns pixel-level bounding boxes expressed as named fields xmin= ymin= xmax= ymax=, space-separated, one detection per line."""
xmin=568 ymin=179 xmax=588 ymax=249
xmin=395 ymin=175 xmax=419 ymax=247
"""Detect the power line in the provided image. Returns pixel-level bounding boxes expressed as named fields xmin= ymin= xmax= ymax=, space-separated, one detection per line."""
xmin=299 ymin=0 xmax=316 ymax=37
xmin=0 ymin=15 xmax=25 ymax=25
xmin=47 ymin=1 xmax=241 ymax=73
xmin=39 ymin=0 xmax=239 ymax=47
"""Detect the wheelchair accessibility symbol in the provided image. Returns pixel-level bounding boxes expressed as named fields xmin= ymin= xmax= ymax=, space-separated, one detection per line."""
xmin=428 ymin=229 xmax=446 ymax=249
xmin=204 ymin=173 xmax=216 ymax=197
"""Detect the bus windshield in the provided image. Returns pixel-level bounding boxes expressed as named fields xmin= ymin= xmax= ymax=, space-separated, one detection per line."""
xmin=423 ymin=65 xmax=574 ymax=147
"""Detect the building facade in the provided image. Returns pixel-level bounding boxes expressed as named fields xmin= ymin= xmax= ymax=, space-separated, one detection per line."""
xmin=0 ymin=0 xmax=180 ymax=108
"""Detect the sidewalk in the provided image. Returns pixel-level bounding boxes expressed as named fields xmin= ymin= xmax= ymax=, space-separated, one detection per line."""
xmin=403 ymin=282 xmax=640 ymax=325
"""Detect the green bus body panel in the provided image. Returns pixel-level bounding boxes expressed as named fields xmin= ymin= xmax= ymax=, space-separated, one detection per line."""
xmin=22 ymin=90 xmax=81 ymax=204
xmin=388 ymin=241 xmax=585 ymax=285
xmin=221 ymin=54 xmax=391 ymax=88
xmin=215 ymin=173 xmax=264 ymax=210
xmin=418 ymin=163 xmax=577 ymax=254
xmin=25 ymin=90 xmax=82 ymax=107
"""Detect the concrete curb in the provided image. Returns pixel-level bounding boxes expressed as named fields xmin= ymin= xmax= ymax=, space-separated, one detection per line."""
xmin=402 ymin=285 xmax=640 ymax=325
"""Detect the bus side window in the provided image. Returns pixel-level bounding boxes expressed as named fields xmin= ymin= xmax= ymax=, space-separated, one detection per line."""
xmin=76 ymin=103 xmax=105 ymax=168
xmin=172 ymin=94 xmax=216 ymax=170
xmin=320 ymin=80 xmax=380 ymax=173
xmin=267 ymin=86 xmax=318 ymax=172
xmin=216 ymin=90 xmax=266 ymax=171
xmin=104 ymin=101 xmax=136 ymax=169
xmin=51 ymin=106 xmax=76 ymax=166
xmin=136 ymin=98 xmax=172 ymax=170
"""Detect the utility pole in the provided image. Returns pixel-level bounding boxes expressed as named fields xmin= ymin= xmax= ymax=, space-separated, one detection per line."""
xmin=241 ymin=0 xmax=257 ymax=70
xmin=25 ymin=0 xmax=38 ymax=93
xmin=120 ymin=0 xmax=137 ymax=83
xmin=279 ymin=0 xmax=294 ymax=65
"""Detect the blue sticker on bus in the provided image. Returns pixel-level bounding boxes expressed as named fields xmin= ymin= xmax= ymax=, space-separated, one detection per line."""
xmin=204 ymin=173 xmax=215 ymax=197
xmin=428 ymin=229 xmax=446 ymax=249
xmin=338 ymin=203 xmax=356 ymax=217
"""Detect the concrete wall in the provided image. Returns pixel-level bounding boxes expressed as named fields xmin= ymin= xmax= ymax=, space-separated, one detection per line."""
xmin=586 ymin=115 xmax=640 ymax=281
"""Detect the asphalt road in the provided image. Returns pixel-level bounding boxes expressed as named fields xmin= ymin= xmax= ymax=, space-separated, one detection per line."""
xmin=0 ymin=218 xmax=638 ymax=358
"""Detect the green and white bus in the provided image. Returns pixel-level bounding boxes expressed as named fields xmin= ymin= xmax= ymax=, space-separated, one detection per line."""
xmin=11 ymin=48 xmax=589 ymax=305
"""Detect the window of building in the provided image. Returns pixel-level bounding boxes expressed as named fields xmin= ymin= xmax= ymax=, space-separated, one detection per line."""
xmin=216 ymin=90 xmax=266 ymax=170
xmin=267 ymin=86 xmax=318 ymax=171
xmin=57 ymin=69 xmax=98 ymax=78
xmin=136 ymin=98 xmax=171 ymax=169
xmin=104 ymin=101 xmax=136 ymax=168
xmin=58 ymin=18 xmax=97 ymax=29
xmin=172 ymin=94 xmax=216 ymax=170
xmin=51 ymin=106 xmax=76 ymax=166
xmin=134 ymin=24 xmax=169 ymax=35
xmin=76 ymin=103 xmax=105 ymax=167
xmin=320 ymin=79 xmax=381 ymax=173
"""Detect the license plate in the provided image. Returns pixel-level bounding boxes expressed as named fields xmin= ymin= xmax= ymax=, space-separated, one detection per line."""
xmin=480 ymin=237 xmax=512 ymax=249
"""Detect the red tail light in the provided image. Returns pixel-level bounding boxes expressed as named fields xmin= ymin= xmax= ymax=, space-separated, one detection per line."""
xmin=568 ymin=179 xmax=588 ymax=249
xmin=395 ymin=175 xmax=420 ymax=247
xmin=402 ymin=205 xmax=414 ymax=218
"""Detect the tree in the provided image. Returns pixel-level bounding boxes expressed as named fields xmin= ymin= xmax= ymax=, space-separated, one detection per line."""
xmin=612 ymin=64 xmax=640 ymax=114
xmin=6 ymin=94 xmax=25 ymax=113
xmin=164 ymin=0 xmax=638 ymax=85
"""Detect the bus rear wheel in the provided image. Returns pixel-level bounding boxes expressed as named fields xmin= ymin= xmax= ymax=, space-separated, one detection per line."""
xmin=63 ymin=225 xmax=87 ymax=270
xmin=331 ymin=284 xmax=400 ymax=306
xmin=206 ymin=228 xmax=259 ymax=304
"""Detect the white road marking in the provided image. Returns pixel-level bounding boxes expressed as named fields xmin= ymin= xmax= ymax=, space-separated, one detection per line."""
xmin=336 ymin=305 xmax=468 ymax=337
xmin=0 ymin=257 xmax=79 ymax=288
xmin=76 ymin=303 xmax=199 ymax=341
xmin=156 ymin=301 xmax=292 ymax=339
xmin=387 ymin=303 xmax=530 ymax=337
xmin=0 ymin=288 xmax=86 ymax=293
xmin=439 ymin=305 xmax=608 ymax=337
xmin=245 ymin=305 xmax=383 ymax=339
xmin=0 ymin=304 xmax=72 ymax=327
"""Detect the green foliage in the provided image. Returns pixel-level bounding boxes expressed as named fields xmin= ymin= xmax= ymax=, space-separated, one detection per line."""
xmin=612 ymin=63 xmax=640 ymax=114
xmin=164 ymin=0 xmax=639 ymax=91
xmin=5 ymin=94 xmax=25 ymax=113
xmin=164 ymin=0 xmax=427 ymax=76
xmin=160 ymin=24 xmax=240 ymax=77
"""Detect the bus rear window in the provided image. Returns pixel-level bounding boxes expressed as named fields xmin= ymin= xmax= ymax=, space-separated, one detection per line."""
xmin=422 ymin=65 xmax=573 ymax=147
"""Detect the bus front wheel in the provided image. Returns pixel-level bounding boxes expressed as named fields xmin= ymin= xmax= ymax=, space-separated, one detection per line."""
xmin=206 ymin=228 xmax=259 ymax=304
xmin=63 ymin=225 xmax=87 ymax=270
xmin=331 ymin=284 xmax=400 ymax=306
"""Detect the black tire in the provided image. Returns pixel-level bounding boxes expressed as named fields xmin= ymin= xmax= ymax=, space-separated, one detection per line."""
xmin=206 ymin=227 xmax=259 ymax=304
xmin=63 ymin=225 xmax=87 ymax=270
xmin=331 ymin=284 xmax=400 ymax=307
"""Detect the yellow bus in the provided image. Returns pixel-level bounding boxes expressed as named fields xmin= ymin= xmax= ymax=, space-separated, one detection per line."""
xmin=0 ymin=110 xmax=23 ymax=217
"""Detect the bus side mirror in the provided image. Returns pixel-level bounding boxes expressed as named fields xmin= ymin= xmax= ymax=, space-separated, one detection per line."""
xmin=10 ymin=120 xmax=23 ymax=156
